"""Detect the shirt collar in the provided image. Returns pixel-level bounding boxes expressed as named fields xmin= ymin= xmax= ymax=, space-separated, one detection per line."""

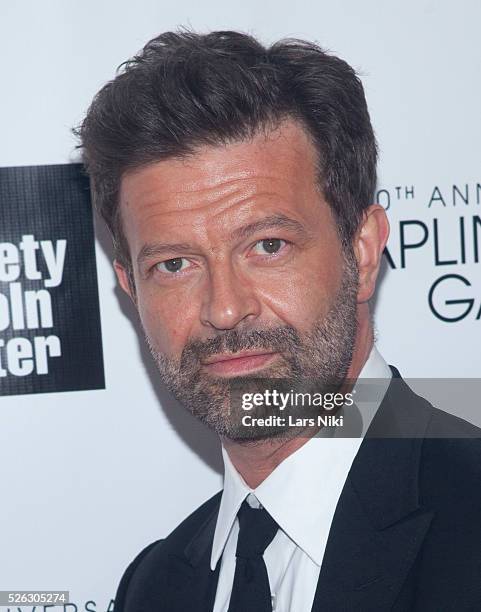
xmin=210 ymin=345 xmax=392 ymax=570
xmin=333 ymin=343 xmax=392 ymax=437
xmin=358 ymin=343 xmax=392 ymax=379
xmin=210 ymin=444 xmax=252 ymax=570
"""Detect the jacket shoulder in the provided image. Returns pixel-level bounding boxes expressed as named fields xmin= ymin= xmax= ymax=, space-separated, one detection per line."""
xmin=371 ymin=370 xmax=481 ymax=503
xmin=393 ymin=374 xmax=481 ymax=504
xmin=114 ymin=539 xmax=162 ymax=611
xmin=421 ymin=425 xmax=481 ymax=504
xmin=375 ymin=369 xmax=481 ymax=439
xmin=114 ymin=490 xmax=222 ymax=611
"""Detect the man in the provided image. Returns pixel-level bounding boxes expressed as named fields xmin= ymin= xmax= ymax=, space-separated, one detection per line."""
xmin=77 ymin=30 xmax=481 ymax=611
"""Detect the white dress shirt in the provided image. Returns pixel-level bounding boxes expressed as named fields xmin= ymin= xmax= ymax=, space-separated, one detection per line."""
xmin=211 ymin=345 xmax=392 ymax=612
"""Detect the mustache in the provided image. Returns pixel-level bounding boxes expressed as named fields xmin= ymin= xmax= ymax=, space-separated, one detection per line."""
xmin=180 ymin=325 xmax=302 ymax=369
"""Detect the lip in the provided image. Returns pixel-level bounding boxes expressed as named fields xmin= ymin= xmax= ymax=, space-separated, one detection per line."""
xmin=201 ymin=351 xmax=278 ymax=376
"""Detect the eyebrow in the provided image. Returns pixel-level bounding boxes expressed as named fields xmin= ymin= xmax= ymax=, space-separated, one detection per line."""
xmin=136 ymin=213 xmax=308 ymax=269
xmin=229 ymin=214 xmax=307 ymax=242
xmin=137 ymin=242 xmax=193 ymax=269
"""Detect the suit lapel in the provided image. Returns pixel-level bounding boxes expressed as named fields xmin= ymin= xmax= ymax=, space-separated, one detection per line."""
xmin=164 ymin=501 xmax=222 ymax=612
xmin=311 ymin=370 xmax=435 ymax=610
xmin=311 ymin=443 xmax=433 ymax=610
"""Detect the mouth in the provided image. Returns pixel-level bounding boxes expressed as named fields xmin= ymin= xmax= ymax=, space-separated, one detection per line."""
xmin=201 ymin=350 xmax=279 ymax=377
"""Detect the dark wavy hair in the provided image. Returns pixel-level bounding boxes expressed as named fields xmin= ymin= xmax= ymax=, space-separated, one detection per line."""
xmin=75 ymin=29 xmax=377 ymax=288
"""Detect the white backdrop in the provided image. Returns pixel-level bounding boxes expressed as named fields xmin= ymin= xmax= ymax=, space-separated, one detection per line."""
xmin=1 ymin=1 xmax=480 ymax=610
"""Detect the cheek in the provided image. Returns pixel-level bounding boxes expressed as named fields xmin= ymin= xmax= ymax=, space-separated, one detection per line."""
xmin=256 ymin=253 xmax=343 ymax=331
xmin=136 ymin=288 xmax=197 ymax=357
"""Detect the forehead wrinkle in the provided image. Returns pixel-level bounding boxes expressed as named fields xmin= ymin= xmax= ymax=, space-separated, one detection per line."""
xmin=139 ymin=187 xmax=294 ymax=232
xmin=161 ymin=172 xmax=279 ymax=195
xmin=134 ymin=174 xmax=295 ymax=219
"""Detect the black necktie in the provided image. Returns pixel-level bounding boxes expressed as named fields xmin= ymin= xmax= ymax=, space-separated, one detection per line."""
xmin=227 ymin=499 xmax=280 ymax=612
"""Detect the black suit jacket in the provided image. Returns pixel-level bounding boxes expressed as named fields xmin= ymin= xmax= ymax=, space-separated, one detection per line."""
xmin=114 ymin=368 xmax=481 ymax=611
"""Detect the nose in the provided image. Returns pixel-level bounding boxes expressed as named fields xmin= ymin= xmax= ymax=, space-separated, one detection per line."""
xmin=200 ymin=261 xmax=261 ymax=331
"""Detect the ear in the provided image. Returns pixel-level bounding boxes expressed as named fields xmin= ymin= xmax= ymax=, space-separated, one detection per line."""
xmin=353 ymin=204 xmax=390 ymax=303
xmin=113 ymin=259 xmax=137 ymax=305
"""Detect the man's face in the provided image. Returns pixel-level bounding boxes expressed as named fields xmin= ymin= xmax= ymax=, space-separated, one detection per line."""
xmin=115 ymin=120 xmax=361 ymax=441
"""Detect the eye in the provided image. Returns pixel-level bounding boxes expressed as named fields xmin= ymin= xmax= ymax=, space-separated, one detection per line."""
xmin=252 ymin=238 xmax=287 ymax=256
xmin=155 ymin=257 xmax=191 ymax=274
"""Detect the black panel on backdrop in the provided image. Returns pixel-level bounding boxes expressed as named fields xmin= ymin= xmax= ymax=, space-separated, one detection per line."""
xmin=0 ymin=163 xmax=105 ymax=396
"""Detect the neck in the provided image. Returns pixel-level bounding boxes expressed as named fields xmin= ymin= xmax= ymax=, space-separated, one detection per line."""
xmin=222 ymin=307 xmax=374 ymax=488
